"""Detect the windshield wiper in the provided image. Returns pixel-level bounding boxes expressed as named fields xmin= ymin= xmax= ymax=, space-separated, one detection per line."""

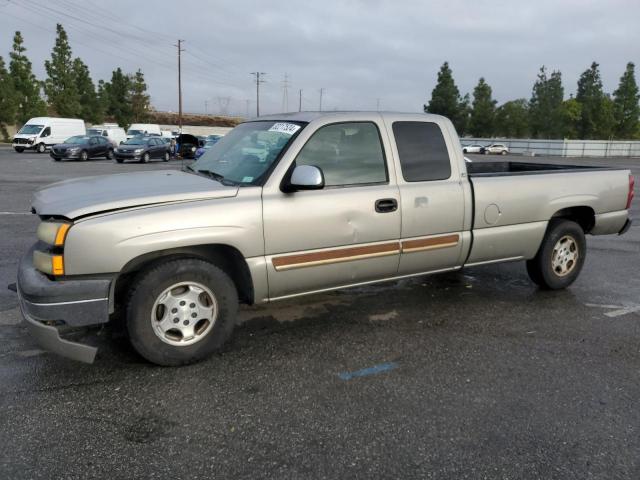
xmin=197 ymin=169 xmax=226 ymax=182
xmin=187 ymin=167 xmax=239 ymax=186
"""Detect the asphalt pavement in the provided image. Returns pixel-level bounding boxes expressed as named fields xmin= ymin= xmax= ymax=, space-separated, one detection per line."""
xmin=0 ymin=146 xmax=639 ymax=479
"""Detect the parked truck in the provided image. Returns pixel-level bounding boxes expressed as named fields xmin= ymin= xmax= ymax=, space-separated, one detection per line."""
xmin=16 ymin=112 xmax=634 ymax=365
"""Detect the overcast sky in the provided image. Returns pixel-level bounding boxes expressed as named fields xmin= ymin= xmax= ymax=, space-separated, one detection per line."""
xmin=1 ymin=0 xmax=638 ymax=117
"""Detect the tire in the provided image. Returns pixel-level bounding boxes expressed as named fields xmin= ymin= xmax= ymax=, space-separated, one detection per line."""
xmin=526 ymin=219 xmax=586 ymax=290
xmin=126 ymin=258 xmax=238 ymax=366
xmin=14 ymin=147 xmax=24 ymax=153
xmin=53 ymin=157 xmax=61 ymax=162
xmin=116 ymin=158 xmax=124 ymax=164
xmin=106 ymin=148 xmax=114 ymax=160
xmin=80 ymin=150 xmax=88 ymax=161
xmin=501 ymin=150 xmax=507 ymax=155
xmin=483 ymin=150 xmax=490 ymax=155
xmin=36 ymin=143 xmax=46 ymax=153
xmin=463 ymin=148 xmax=468 ymax=154
xmin=163 ymin=151 xmax=170 ymax=162
xmin=141 ymin=152 xmax=150 ymax=163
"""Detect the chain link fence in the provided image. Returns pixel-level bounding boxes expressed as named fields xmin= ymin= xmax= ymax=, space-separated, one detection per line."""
xmin=461 ymin=138 xmax=640 ymax=158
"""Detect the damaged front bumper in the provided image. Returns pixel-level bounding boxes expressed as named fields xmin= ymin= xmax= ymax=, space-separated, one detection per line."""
xmin=16 ymin=245 xmax=113 ymax=363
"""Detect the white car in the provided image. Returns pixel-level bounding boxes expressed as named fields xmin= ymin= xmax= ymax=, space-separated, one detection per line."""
xmin=126 ymin=123 xmax=162 ymax=139
xmin=482 ymin=143 xmax=509 ymax=155
xmin=462 ymin=144 xmax=484 ymax=154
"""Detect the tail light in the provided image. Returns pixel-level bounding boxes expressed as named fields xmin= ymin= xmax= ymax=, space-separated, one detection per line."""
xmin=626 ymin=174 xmax=635 ymax=210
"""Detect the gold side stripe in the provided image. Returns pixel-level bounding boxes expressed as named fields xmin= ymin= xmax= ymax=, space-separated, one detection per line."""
xmin=273 ymin=249 xmax=400 ymax=271
xmin=401 ymin=234 xmax=460 ymax=253
xmin=401 ymin=241 xmax=459 ymax=253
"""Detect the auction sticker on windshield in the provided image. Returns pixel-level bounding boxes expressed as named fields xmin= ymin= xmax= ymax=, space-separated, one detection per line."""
xmin=268 ymin=123 xmax=301 ymax=135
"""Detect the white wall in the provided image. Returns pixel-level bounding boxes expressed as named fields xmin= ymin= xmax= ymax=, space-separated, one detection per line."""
xmin=461 ymin=137 xmax=640 ymax=158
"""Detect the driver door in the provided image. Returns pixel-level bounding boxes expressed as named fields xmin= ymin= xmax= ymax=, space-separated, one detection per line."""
xmin=262 ymin=120 xmax=401 ymax=299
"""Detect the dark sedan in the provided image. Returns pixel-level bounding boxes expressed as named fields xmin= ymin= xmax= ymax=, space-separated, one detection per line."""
xmin=50 ymin=135 xmax=114 ymax=161
xmin=114 ymin=137 xmax=171 ymax=163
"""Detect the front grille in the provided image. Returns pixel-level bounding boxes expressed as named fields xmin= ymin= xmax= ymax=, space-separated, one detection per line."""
xmin=13 ymin=138 xmax=30 ymax=145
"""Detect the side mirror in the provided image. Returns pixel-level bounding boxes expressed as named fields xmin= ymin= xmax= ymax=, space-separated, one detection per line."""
xmin=285 ymin=165 xmax=325 ymax=192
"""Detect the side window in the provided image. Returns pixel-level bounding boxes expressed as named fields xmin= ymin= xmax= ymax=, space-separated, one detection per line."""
xmin=99 ymin=137 xmax=108 ymax=145
xmin=41 ymin=127 xmax=51 ymax=137
xmin=295 ymin=122 xmax=387 ymax=187
xmin=89 ymin=137 xmax=98 ymax=145
xmin=392 ymin=121 xmax=451 ymax=182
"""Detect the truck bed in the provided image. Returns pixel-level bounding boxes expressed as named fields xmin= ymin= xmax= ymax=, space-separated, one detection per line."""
xmin=467 ymin=161 xmax=616 ymax=177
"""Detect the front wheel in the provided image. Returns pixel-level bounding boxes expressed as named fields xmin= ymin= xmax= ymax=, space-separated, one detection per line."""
xmin=116 ymin=158 xmax=124 ymax=164
xmin=14 ymin=147 xmax=24 ymax=153
xmin=141 ymin=152 xmax=150 ymax=163
xmin=526 ymin=219 xmax=586 ymax=289
xmin=36 ymin=143 xmax=46 ymax=153
xmin=126 ymin=258 xmax=238 ymax=366
xmin=483 ymin=150 xmax=489 ymax=155
xmin=80 ymin=150 xmax=89 ymax=161
xmin=501 ymin=150 xmax=508 ymax=155
xmin=163 ymin=151 xmax=170 ymax=162
xmin=463 ymin=148 xmax=468 ymax=154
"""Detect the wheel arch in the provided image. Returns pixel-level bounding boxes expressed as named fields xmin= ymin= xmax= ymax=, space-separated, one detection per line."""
xmin=550 ymin=206 xmax=596 ymax=233
xmin=114 ymin=244 xmax=255 ymax=307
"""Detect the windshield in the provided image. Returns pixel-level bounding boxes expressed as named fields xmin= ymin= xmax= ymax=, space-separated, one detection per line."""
xmin=18 ymin=124 xmax=44 ymax=135
xmin=65 ymin=136 xmax=90 ymax=144
xmin=123 ymin=137 xmax=147 ymax=145
xmin=127 ymin=129 xmax=144 ymax=136
xmin=191 ymin=121 xmax=304 ymax=185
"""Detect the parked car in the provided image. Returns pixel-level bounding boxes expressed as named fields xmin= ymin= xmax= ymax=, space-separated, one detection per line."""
xmin=194 ymin=139 xmax=219 ymax=159
xmin=462 ymin=144 xmax=484 ymax=154
xmin=481 ymin=143 xmax=509 ymax=155
xmin=114 ymin=136 xmax=171 ymax=163
xmin=126 ymin=123 xmax=162 ymax=139
xmin=175 ymin=133 xmax=203 ymax=159
xmin=13 ymin=117 xmax=85 ymax=153
xmin=49 ymin=135 xmax=114 ymax=161
xmin=15 ymin=112 xmax=634 ymax=366
xmin=87 ymin=125 xmax=127 ymax=146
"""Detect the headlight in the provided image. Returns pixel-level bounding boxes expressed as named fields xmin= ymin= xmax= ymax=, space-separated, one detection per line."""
xmin=68 ymin=147 xmax=80 ymax=153
xmin=28 ymin=138 xmax=35 ymax=144
xmin=114 ymin=148 xmax=119 ymax=153
xmin=134 ymin=148 xmax=144 ymax=154
xmin=37 ymin=221 xmax=71 ymax=246
xmin=191 ymin=146 xmax=196 ymax=152
xmin=33 ymin=250 xmax=64 ymax=276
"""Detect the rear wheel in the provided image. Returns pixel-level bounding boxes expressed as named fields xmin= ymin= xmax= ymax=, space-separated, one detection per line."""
xmin=526 ymin=219 xmax=586 ymax=289
xmin=106 ymin=148 xmax=114 ymax=159
xmin=126 ymin=259 xmax=238 ymax=366
xmin=463 ymin=148 xmax=468 ymax=154
xmin=116 ymin=158 xmax=124 ymax=164
xmin=36 ymin=143 xmax=46 ymax=153
xmin=483 ymin=150 xmax=489 ymax=155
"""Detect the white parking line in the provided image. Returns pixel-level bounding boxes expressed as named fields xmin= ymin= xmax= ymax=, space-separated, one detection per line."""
xmin=585 ymin=303 xmax=640 ymax=318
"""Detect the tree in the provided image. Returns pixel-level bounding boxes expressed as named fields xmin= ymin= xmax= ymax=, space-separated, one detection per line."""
xmin=468 ymin=77 xmax=496 ymax=137
xmin=424 ymin=62 xmax=469 ymax=134
xmin=560 ymin=97 xmax=582 ymax=139
xmin=612 ymin=62 xmax=640 ymax=139
xmin=575 ymin=62 xmax=608 ymax=139
xmin=529 ymin=66 xmax=564 ymax=138
xmin=130 ymin=69 xmax=150 ymax=122
xmin=494 ymin=99 xmax=529 ymax=138
xmin=73 ymin=58 xmax=102 ymax=123
xmin=103 ymin=68 xmax=133 ymax=126
xmin=9 ymin=31 xmax=46 ymax=125
xmin=0 ymin=56 xmax=18 ymax=140
xmin=44 ymin=24 xmax=81 ymax=117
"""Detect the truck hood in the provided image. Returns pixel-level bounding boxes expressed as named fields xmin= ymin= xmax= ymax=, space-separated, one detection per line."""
xmin=33 ymin=170 xmax=238 ymax=219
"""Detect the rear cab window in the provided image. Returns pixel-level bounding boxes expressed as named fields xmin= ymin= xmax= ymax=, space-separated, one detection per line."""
xmin=392 ymin=121 xmax=451 ymax=182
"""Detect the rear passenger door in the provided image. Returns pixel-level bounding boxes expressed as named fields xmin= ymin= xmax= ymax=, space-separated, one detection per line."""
xmin=385 ymin=118 xmax=469 ymax=275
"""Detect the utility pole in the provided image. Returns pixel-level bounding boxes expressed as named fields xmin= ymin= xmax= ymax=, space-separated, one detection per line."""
xmin=298 ymin=89 xmax=302 ymax=112
xmin=281 ymin=73 xmax=290 ymax=112
xmin=251 ymin=72 xmax=266 ymax=117
xmin=319 ymin=88 xmax=324 ymax=111
xmin=175 ymin=39 xmax=185 ymax=131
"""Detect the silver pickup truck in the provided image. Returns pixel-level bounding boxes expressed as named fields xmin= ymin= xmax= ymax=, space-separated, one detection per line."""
xmin=16 ymin=112 xmax=634 ymax=365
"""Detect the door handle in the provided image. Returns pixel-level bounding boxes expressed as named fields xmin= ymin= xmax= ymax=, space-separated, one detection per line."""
xmin=375 ymin=198 xmax=398 ymax=213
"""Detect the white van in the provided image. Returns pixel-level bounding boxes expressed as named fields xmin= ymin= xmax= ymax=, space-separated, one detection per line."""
xmin=126 ymin=123 xmax=161 ymax=139
xmin=87 ymin=124 xmax=127 ymax=146
xmin=13 ymin=117 xmax=86 ymax=153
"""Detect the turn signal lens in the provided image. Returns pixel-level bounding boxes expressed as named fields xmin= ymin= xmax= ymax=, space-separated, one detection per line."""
xmin=626 ymin=174 xmax=635 ymax=210
xmin=54 ymin=223 xmax=70 ymax=246
xmin=52 ymin=255 xmax=64 ymax=275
